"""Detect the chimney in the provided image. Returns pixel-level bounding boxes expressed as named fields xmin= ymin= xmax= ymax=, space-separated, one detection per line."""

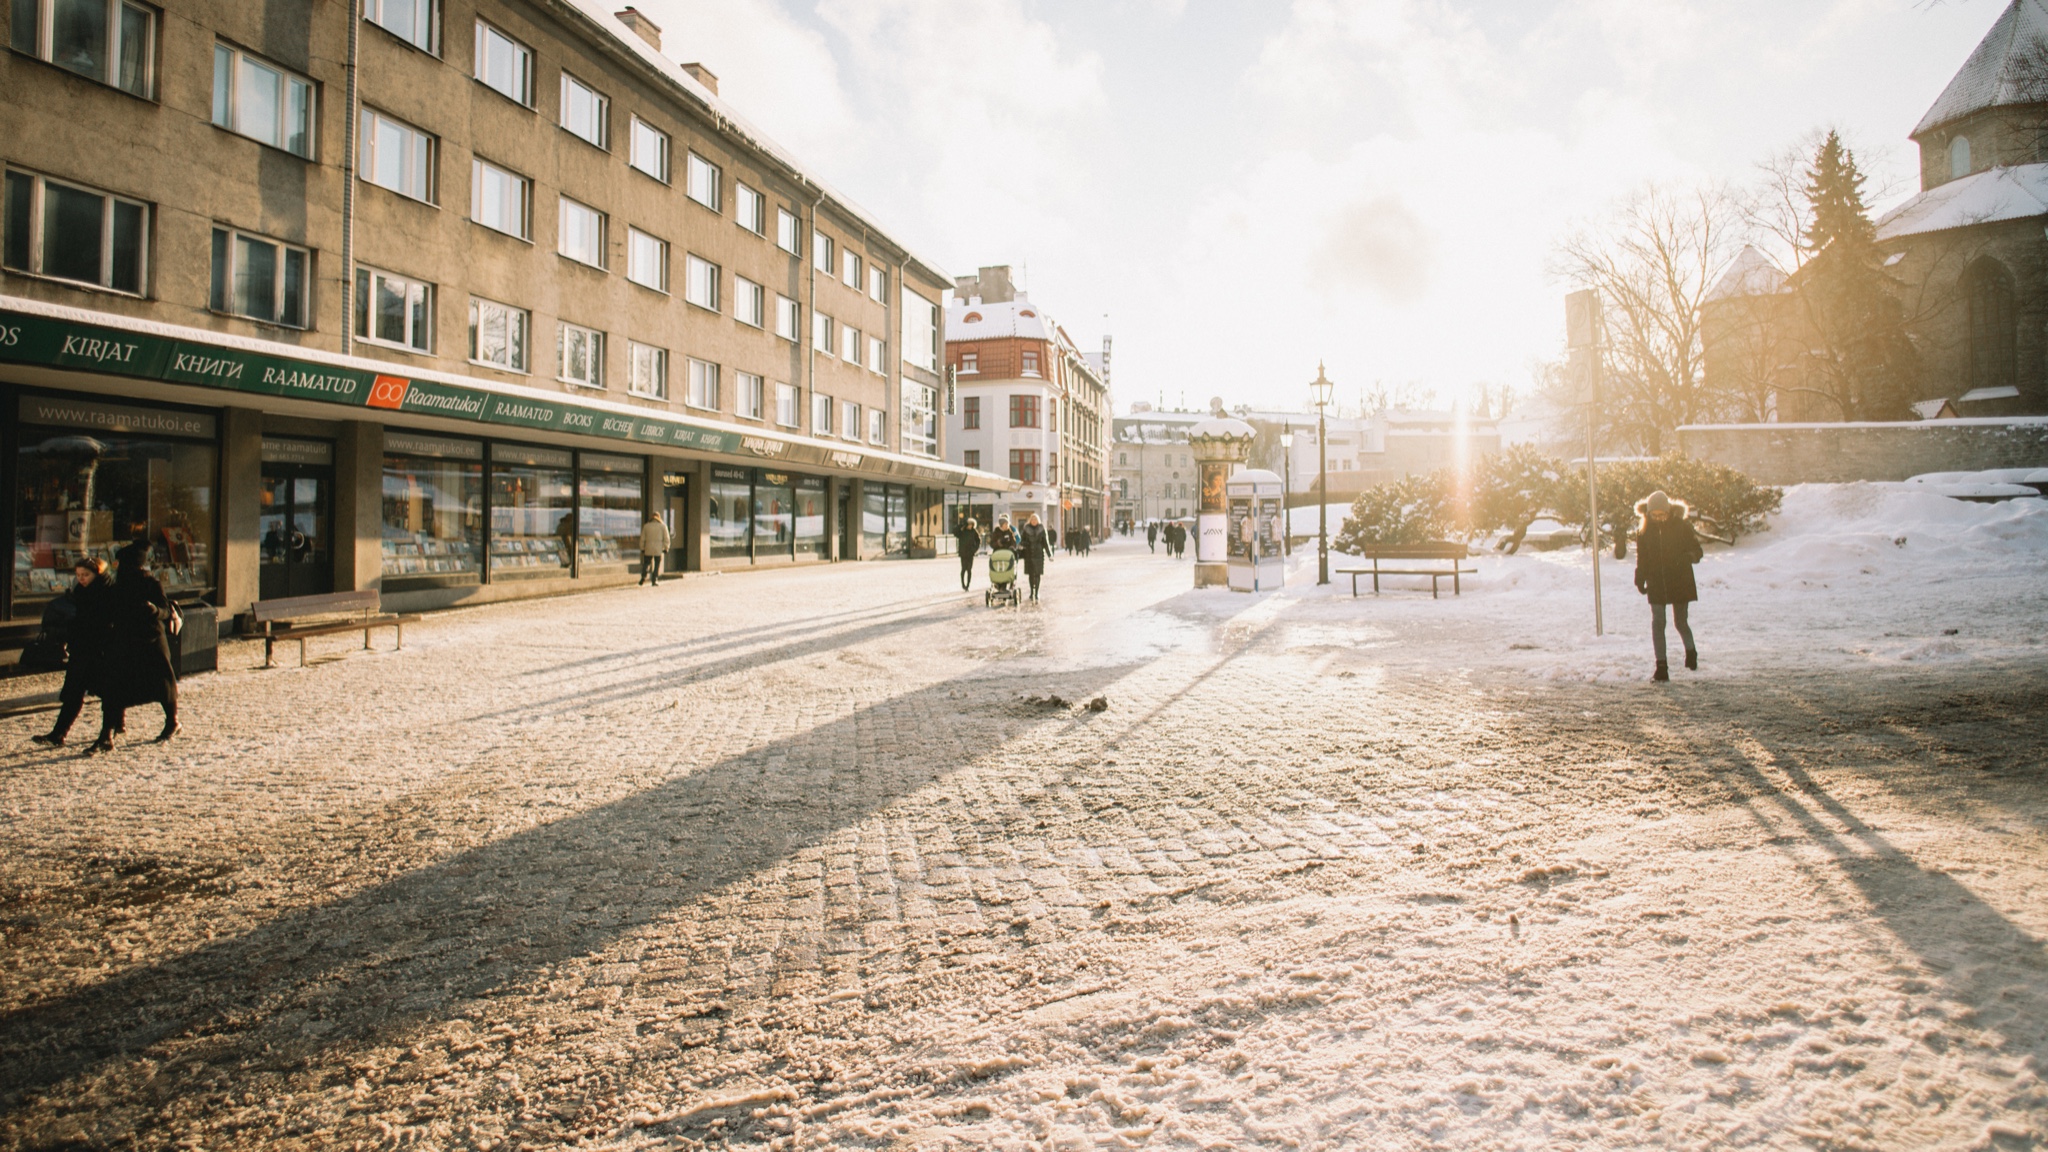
xmin=975 ymin=265 xmax=1016 ymax=303
xmin=682 ymin=63 xmax=719 ymax=94
xmin=614 ymin=8 xmax=661 ymax=51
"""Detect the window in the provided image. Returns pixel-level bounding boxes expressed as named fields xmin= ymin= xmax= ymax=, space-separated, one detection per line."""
xmin=868 ymin=408 xmax=885 ymax=445
xmin=901 ymin=289 xmax=938 ymax=372
xmin=354 ymin=265 xmax=431 ymax=352
xmin=775 ymin=382 xmax=800 ymax=427
xmin=776 ymin=208 xmax=799 ymax=254
xmin=868 ymin=335 xmax=885 ymax=373
xmin=812 ymin=392 xmax=832 ymax=434
xmin=1009 ymin=449 xmax=1040 ymax=484
xmin=812 ymin=231 xmax=832 ymax=273
xmin=358 ymin=108 xmax=434 ymax=202
xmin=963 ymin=449 xmax=980 ymax=470
xmin=902 ymin=383 xmax=938 ymax=456
xmin=627 ymin=227 xmax=668 ymax=292
xmin=13 ymin=0 xmax=156 ymax=97
xmin=868 ymin=265 xmax=886 ymax=303
xmin=560 ymin=73 xmax=608 ymax=148
xmin=841 ymin=249 xmax=860 ymax=288
xmin=213 ymin=43 xmax=315 ymax=158
xmin=736 ymin=184 xmax=765 ymax=234
xmin=684 ymin=253 xmax=719 ymax=310
xmin=774 ymin=294 xmax=800 ymax=341
xmin=1010 ymin=394 xmax=1040 ymax=428
xmin=558 ymin=197 xmax=605 ymax=267
xmin=736 ymin=371 xmax=764 ymax=419
xmin=841 ymin=324 xmax=860 ymax=364
xmin=841 ymin=400 xmax=860 ymax=441
xmin=474 ymin=21 xmax=531 ymax=105
xmin=628 ymin=341 xmax=667 ymax=399
xmin=686 ymin=153 xmax=720 ymax=211
xmin=961 ymin=396 xmax=980 ymax=429
xmin=210 ymin=227 xmax=309 ymax=327
xmin=1021 ymin=349 xmax=1041 ymax=376
xmin=1049 ymin=400 xmax=1058 ymax=435
xmin=364 ymin=0 xmax=437 ymax=53
xmin=735 ymin=276 xmax=765 ymax=327
xmin=467 ymin=296 xmax=528 ymax=371
xmin=686 ymin=358 xmax=719 ymax=409
xmin=1964 ymin=257 xmax=2017 ymax=390
xmin=628 ymin=117 xmax=669 ymax=182
xmin=557 ymin=321 xmax=603 ymax=387
xmin=813 ymin=311 xmax=832 ymax=352
xmin=1950 ymin=135 xmax=1972 ymax=180
xmin=471 ymin=158 xmax=527 ymax=237
xmin=959 ymin=351 xmax=979 ymax=374
xmin=3 ymin=171 xmax=147 ymax=293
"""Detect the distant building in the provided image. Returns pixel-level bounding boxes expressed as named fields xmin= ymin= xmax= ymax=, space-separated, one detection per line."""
xmin=1110 ymin=405 xmax=1208 ymax=525
xmin=1243 ymin=409 xmax=1501 ymax=503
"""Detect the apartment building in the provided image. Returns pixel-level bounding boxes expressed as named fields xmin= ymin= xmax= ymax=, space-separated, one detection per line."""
xmin=0 ymin=0 xmax=1004 ymax=627
xmin=1109 ymin=405 xmax=1206 ymax=526
xmin=940 ymin=265 xmax=1109 ymax=537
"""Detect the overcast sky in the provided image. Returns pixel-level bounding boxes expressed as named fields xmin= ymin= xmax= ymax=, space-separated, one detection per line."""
xmin=628 ymin=0 xmax=2006 ymax=414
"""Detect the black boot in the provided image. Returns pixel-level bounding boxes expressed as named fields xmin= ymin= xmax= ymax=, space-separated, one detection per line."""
xmin=1684 ymin=650 xmax=1697 ymax=671
xmin=1653 ymin=662 xmax=1669 ymax=682
xmin=31 ymin=732 xmax=64 ymax=747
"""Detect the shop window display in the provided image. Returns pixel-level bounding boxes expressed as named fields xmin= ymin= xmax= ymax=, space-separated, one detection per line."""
xmin=576 ymin=453 xmax=644 ymax=577
xmin=381 ymin=439 xmax=482 ymax=587
xmin=708 ymin=466 xmax=750 ymax=561
xmin=861 ymin=485 xmax=886 ymax=558
xmin=14 ymin=416 xmax=216 ymax=619
xmin=753 ymin=471 xmax=794 ymax=557
xmin=490 ymin=445 xmax=573 ymax=579
xmin=794 ymin=476 xmax=826 ymax=557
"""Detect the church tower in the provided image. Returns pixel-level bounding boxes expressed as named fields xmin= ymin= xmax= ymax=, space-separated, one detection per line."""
xmin=1910 ymin=0 xmax=2048 ymax=190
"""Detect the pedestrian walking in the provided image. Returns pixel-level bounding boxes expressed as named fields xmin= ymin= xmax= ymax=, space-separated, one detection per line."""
xmin=94 ymin=541 xmax=179 ymax=751
xmin=1076 ymin=524 xmax=1092 ymax=555
xmin=1018 ymin=513 xmax=1051 ymax=601
xmin=988 ymin=515 xmax=1018 ymax=553
xmin=954 ymin=517 xmax=981 ymax=590
xmin=1146 ymin=521 xmax=1158 ymax=553
xmin=639 ymin=515 xmax=671 ymax=585
xmin=1633 ymin=490 xmax=1702 ymax=682
xmin=30 ymin=558 xmax=114 ymax=748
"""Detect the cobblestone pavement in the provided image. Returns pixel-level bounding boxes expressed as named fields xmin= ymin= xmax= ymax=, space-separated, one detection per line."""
xmin=1 ymin=541 xmax=2044 ymax=1150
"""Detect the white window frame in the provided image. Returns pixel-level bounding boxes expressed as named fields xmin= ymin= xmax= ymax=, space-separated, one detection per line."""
xmin=354 ymin=265 xmax=432 ymax=353
xmin=467 ymin=295 xmax=529 ymax=372
xmin=16 ymin=0 xmax=157 ymax=98
xmin=868 ymin=408 xmax=886 ymax=446
xmin=473 ymin=20 xmax=532 ymax=106
xmin=358 ymin=107 xmax=435 ymax=203
xmin=735 ymin=371 xmax=764 ymax=420
xmin=684 ymin=253 xmax=720 ymax=311
xmin=3 ymin=170 xmax=150 ymax=295
xmin=685 ymin=152 xmax=721 ymax=211
xmin=813 ymin=311 xmax=832 ymax=353
xmin=840 ymin=399 xmax=860 ymax=442
xmin=213 ymin=42 xmax=316 ymax=158
xmin=867 ymin=335 xmax=885 ymax=374
xmin=470 ymin=157 xmax=528 ymax=238
xmin=902 ymin=381 xmax=938 ymax=457
xmin=775 ymin=295 xmax=800 ymax=342
xmin=901 ymin=289 xmax=938 ymax=372
xmin=735 ymin=183 xmax=765 ymax=235
xmin=211 ymin=226 xmax=310 ymax=328
xmin=685 ymin=357 xmax=720 ymax=410
xmin=627 ymin=227 xmax=669 ymax=293
xmin=868 ymin=265 xmax=886 ymax=303
xmin=558 ymin=196 xmax=606 ymax=268
xmin=559 ymin=71 xmax=609 ymax=149
xmin=812 ymin=231 xmax=833 ymax=274
xmin=841 ymin=324 xmax=860 ymax=364
xmin=628 ymin=116 xmax=670 ymax=182
xmin=812 ymin=392 xmax=832 ymax=436
xmin=735 ymin=276 xmax=765 ymax=328
xmin=774 ymin=382 xmax=800 ymax=428
xmin=959 ymin=351 xmax=979 ymax=374
xmin=557 ymin=320 xmax=604 ymax=388
xmin=776 ymin=208 xmax=799 ymax=255
xmin=841 ymin=249 xmax=860 ymax=288
xmin=628 ymin=340 xmax=668 ymax=399
xmin=364 ymin=0 xmax=438 ymax=54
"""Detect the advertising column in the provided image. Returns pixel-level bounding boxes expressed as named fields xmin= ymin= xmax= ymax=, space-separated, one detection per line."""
xmin=1185 ymin=416 xmax=1256 ymax=589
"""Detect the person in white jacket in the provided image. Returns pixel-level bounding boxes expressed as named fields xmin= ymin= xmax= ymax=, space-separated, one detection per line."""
xmin=639 ymin=516 xmax=672 ymax=586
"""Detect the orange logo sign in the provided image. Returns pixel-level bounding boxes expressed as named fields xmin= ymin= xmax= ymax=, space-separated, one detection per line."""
xmin=366 ymin=375 xmax=410 ymax=410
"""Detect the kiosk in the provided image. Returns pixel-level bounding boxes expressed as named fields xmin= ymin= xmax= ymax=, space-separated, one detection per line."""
xmin=1226 ymin=469 xmax=1285 ymax=592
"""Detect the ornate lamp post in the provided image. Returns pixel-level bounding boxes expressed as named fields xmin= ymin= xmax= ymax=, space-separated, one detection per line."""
xmin=1310 ymin=363 xmax=1334 ymax=586
xmin=1279 ymin=425 xmax=1293 ymax=556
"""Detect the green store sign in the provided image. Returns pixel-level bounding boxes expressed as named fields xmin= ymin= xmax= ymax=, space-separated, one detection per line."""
xmin=0 ymin=309 xmax=742 ymax=454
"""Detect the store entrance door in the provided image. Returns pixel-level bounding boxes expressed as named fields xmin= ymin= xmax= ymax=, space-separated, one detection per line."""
xmin=259 ymin=462 xmax=334 ymax=600
xmin=662 ymin=473 xmax=689 ymax=572
xmin=837 ymin=491 xmax=854 ymax=560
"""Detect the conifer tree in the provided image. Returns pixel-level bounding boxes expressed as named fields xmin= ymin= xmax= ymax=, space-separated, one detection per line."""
xmin=1795 ymin=132 xmax=1917 ymax=418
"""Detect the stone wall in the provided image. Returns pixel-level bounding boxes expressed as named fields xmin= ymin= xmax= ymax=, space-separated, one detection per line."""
xmin=1677 ymin=419 xmax=2048 ymax=484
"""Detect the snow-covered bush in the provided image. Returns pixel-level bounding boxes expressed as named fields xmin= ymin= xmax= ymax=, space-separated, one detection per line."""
xmin=1472 ymin=444 xmax=1571 ymax=553
xmin=1335 ymin=473 xmax=1451 ymax=550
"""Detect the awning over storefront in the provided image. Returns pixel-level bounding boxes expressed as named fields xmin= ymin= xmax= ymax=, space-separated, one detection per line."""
xmin=0 ymin=296 xmax=1014 ymax=493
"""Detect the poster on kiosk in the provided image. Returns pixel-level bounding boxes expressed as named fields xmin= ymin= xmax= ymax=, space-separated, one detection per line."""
xmin=1226 ymin=469 xmax=1285 ymax=592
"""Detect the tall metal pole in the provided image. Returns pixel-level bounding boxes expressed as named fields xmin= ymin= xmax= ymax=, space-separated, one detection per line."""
xmin=1587 ymin=355 xmax=1604 ymax=636
xmin=1316 ymin=403 xmax=1329 ymax=585
xmin=1281 ymin=422 xmax=1292 ymax=556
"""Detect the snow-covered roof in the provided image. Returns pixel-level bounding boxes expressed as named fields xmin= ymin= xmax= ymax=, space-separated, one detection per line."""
xmin=1706 ymin=245 xmax=1790 ymax=302
xmin=1960 ymin=385 xmax=2023 ymax=402
xmin=946 ymin=295 xmax=1052 ymax=342
xmin=1911 ymin=398 xmax=1959 ymax=419
xmin=1914 ymin=0 xmax=2048 ymax=136
xmin=1874 ymin=162 xmax=2048 ymax=239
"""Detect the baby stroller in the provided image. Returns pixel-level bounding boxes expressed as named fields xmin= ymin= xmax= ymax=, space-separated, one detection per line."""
xmin=985 ymin=548 xmax=1020 ymax=607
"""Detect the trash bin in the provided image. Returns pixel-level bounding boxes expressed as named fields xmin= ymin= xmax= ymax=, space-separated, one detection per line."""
xmin=176 ymin=602 xmax=218 ymax=676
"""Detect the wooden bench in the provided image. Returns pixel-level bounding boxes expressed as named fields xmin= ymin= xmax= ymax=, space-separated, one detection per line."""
xmin=247 ymin=590 xmax=418 ymax=668
xmin=1338 ymin=544 xmax=1476 ymax=599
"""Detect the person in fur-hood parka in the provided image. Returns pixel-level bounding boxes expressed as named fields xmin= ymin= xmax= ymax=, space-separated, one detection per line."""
xmin=1633 ymin=490 xmax=1702 ymax=682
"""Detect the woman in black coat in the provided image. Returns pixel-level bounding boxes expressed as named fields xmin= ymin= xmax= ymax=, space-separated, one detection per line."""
xmin=31 ymin=558 xmax=115 ymax=747
xmin=1633 ymin=490 xmax=1702 ymax=682
xmin=93 ymin=541 xmax=180 ymax=751
xmin=1017 ymin=514 xmax=1051 ymax=601
xmin=953 ymin=518 xmax=981 ymax=590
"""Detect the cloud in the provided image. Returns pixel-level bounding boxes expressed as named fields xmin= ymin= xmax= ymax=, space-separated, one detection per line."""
xmin=1312 ymin=196 xmax=1436 ymax=303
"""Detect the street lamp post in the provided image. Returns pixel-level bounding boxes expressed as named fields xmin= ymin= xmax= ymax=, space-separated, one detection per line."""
xmin=1279 ymin=425 xmax=1294 ymax=556
xmin=1310 ymin=363 xmax=1334 ymax=586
